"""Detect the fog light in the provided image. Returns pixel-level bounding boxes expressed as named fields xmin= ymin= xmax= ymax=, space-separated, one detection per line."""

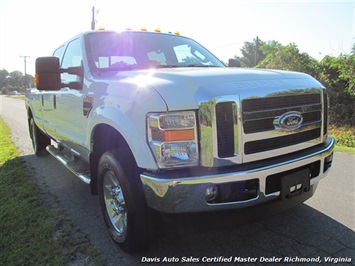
xmin=205 ymin=185 xmax=218 ymax=203
xmin=324 ymin=152 xmax=333 ymax=173
xmin=325 ymin=152 xmax=333 ymax=163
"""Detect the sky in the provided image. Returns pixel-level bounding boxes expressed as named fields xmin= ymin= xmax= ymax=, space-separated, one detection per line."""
xmin=0 ymin=0 xmax=354 ymax=75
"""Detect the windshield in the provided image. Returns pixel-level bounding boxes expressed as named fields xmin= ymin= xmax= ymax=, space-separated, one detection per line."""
xmin=85 ymin=31 xmax=224 ymax=74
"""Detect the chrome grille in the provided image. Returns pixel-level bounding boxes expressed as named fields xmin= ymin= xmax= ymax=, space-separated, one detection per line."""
xmin=197 ymin=80 xmax=326 ymax=167
xmin=244 ymin=128 xmax=321 ymax=154
xmin=241 ymin=92 xmax=324 ymax=162
xmin=242 ymin=94 xmax=321 ymax=112
xmin=216 ymin=102 xmax=235 ymax=157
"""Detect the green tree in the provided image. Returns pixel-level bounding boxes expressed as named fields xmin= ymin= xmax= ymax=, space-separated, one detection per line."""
xmin=0 ymin=69 xmax=9 ymax=91
xmin=319 ymin=54 xmax=355 ymax=126
xmin=257 ymin=42 xmax=319 ymax=77
xmin=258 ymin=40 xmax=282 ymax=55
xmin=22 ymin=74 xmax=35 ymax=89
xmin=0 ymin=69 xmax=35 ymax=94
xmin=237 ymin=37 xmax=266 ymax=67
xmin=7 ymin=71 xmax=24 ymax=88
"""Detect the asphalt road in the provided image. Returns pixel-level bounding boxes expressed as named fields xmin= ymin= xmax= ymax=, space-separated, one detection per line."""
xmin=1 ymin=95 xmax=354 ymax=265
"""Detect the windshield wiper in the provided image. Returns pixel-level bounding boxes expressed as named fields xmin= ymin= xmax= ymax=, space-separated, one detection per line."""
xmin=154 ymin=64 xmax=218 ymax=69
xmin=97 ymin=65 xmax=138 ymax=72
xmin=154 ymin=65 xmax=180 ymax=68
xmin=185 ymin=64 xmax=218 ymax=67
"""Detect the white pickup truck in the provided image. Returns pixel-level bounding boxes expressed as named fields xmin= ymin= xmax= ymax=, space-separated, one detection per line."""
xmin=26 ymin=29 xmax=334 ymax=252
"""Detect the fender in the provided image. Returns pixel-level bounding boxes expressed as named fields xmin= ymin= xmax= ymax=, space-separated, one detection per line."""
xmin=86 ymin=88 xmax=167 ymax=170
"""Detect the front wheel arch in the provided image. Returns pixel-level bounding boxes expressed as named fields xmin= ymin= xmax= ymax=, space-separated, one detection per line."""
xmin=89 ymin=124 xmax=130 ymax=195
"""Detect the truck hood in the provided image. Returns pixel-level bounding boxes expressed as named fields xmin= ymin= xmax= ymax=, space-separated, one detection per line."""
xmin=116 ymin=67 xmax=322 ymax=111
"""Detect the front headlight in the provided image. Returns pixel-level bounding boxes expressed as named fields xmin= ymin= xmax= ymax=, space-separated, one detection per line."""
xmin=147 ymin=111 xmax=199 ymax=168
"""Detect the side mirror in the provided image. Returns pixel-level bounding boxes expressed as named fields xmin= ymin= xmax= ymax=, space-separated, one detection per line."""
xmin=35 ymin=57 xmax=62 ymax=91
xmin=228 ymin=59 xmax=241 ymax=67
xmin=35 ymin=56 xmax=83 ymax=91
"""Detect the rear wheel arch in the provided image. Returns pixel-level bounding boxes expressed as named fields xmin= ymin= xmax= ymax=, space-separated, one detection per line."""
xmin=29 ymin=116 xmax=50 ymax=156
xmin=27 ymin=107 xmax=33 ymax=127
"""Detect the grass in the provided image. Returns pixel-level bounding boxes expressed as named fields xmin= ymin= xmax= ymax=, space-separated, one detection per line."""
xmin=6 ymin=95 xmax=26 ymax=100
xmin=333 ymin=145 xmax=355 ymax=154
xmin=329 ymin=125 xmax=355 ymax=147
xmin=0 ymin=117 xmax=101 ymax=265
xmin=329 ymin=125 xmax=355 ymax=155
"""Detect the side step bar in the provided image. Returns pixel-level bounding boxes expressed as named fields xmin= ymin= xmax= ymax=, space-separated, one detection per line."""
xmin=46 ymin=145 xmax=91 ymax=184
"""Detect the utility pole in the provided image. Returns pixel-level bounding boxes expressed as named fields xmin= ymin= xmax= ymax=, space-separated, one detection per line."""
xmin=20 ymin=55 xmax=30 ymax=89
xmin=255 ymin=36 xmax=259 ymax=66
xmin=91 ymin=6 xmax=96 ymax=30
xmin=353 ymin=0 xmax=355 ymax=53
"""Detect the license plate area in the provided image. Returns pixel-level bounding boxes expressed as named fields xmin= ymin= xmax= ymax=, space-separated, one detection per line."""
xmin=281 ymin=168 xmax=310 ymax=200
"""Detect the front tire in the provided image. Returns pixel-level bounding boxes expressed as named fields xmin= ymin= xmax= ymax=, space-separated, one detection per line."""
xmin=98 ymin=149 xmax=153 ymax=252
xmin=29 ymin=118 xmax=50 ymax=156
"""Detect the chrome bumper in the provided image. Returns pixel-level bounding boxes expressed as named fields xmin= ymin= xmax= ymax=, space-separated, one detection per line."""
xmin=140 ymin=137 xmax=334 ymax=213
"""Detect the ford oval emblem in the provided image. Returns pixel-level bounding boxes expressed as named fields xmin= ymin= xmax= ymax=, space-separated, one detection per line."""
xmin=274 ymin=111 xmax=303 ymax=131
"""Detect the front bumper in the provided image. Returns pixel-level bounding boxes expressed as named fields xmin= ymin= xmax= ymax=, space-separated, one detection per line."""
xmin=140 ymin=137 xmax=334 ymax=213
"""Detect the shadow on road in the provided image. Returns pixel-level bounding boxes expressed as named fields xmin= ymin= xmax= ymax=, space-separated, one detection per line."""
xmin=144 ymin=205 xmax=355 ymax=262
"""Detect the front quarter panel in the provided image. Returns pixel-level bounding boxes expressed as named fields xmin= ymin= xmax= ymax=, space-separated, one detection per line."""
xmin=86 ymin=76 xmax=167 ymax=170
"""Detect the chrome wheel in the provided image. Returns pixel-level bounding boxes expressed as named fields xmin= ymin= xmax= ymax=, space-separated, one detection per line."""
xmin=103 ymin=170 xmax=127 ymax=242
xmin=98 ymin=149 xmax=154 ymax=252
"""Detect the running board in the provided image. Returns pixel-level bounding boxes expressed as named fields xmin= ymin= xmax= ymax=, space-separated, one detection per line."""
xmin=46 ymin=145 xmax=91 ymax=184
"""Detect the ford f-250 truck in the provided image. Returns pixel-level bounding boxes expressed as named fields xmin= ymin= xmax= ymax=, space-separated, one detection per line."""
xmin=26 ymin=29 xmax=334 ymax=252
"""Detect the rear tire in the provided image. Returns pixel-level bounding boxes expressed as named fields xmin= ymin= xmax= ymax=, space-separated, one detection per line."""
xmin=98 ymin=149 xmax=153 ymax=253
xmin=29 ymin=118 xmax=50 ymax=156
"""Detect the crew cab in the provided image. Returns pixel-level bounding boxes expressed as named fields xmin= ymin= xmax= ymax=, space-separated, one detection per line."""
xmin=25 ymin=29 xmax=334 ymax=252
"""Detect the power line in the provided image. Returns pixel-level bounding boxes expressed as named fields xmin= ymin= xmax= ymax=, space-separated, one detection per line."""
xmin=353 ymin=0 xmax=355 ymax=49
